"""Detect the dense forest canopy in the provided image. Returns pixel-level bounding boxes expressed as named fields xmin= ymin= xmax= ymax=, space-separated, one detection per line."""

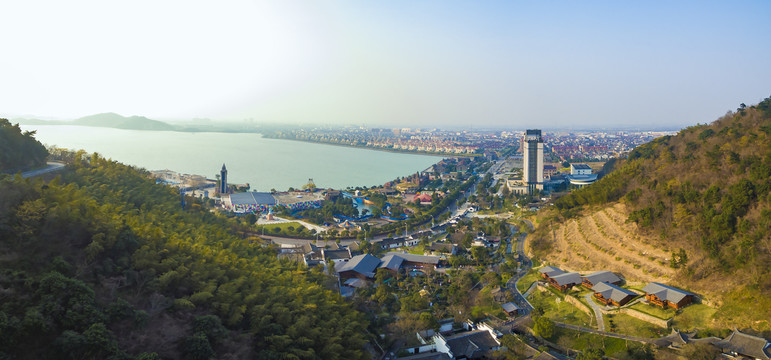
xmin=0 ymin=145 xmax=368 ymax=358
xmin=0 ymin=118 xmax=49 ymax=171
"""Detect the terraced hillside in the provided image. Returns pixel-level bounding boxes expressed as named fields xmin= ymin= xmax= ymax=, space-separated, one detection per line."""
xmin=544 ymin=203 xmax=676 ymax=284
xmin=529 ymin=96 xmax=771 ymax=331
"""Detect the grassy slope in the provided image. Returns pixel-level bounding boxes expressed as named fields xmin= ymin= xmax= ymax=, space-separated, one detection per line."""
xmin=529 ymin=97 xmax=771 ymax=332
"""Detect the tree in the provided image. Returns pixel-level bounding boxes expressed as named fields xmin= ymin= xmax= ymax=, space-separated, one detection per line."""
xmin=532 ymin=316 xmax=554 ymax=339
xmin=576 ymin=348 xmax=604 ymax=360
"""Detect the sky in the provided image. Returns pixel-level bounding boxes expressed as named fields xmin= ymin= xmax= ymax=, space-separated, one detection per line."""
xmin=1 ymin=1 xmax=770 ymax=129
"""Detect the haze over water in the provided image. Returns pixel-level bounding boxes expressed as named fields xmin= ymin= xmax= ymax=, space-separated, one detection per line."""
xmin=22 ymin=125 xmax=441 ymax=191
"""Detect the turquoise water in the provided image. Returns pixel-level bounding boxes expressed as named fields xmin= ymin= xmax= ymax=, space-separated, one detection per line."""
xmin=21 ymin=125 xmax=442 ymax=191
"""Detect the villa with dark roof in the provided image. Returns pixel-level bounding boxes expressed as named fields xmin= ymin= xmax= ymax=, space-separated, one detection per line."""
xmin=581 ymin=271 xmax=622 ymax=288
xmin=336 ymin=254 xmax=380 ymax=280
xmin=432 ymin=323 xmax=500 ymax=359
xmin=538 ymin=266 xmax=565 ymax=280
xmin=592 ymin=282 xmax=637 ymax=306
xmin=548 ymin=272 xmax=582 ymax=291
xmin=642 ymin=282 xmax=694 ymax=309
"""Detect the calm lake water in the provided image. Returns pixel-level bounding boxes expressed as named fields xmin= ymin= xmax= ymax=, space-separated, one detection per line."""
xmin=21 ymin=125 xmax=442 ymax=191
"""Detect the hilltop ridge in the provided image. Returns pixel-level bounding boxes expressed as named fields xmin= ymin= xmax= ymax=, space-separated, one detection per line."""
xmin=530 ymin=96 xmax=771 ymax=330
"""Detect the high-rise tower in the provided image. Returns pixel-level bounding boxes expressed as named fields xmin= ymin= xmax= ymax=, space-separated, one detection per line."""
xmin=522 ymin=129 xmax=544 ymax=193
xmin=219 ymin=163 xmax=228 ymax=195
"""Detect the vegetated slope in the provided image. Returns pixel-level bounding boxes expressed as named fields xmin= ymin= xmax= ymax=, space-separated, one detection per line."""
xmin=531 ymin=96 xmax=771 ymax=330
xmin=0 ymin=119 xmax=48 ymax=171
xmin=74 ymin=112 xmax=174 ymax=131
xmin=0 ymin=150 xmax=367 ymax=359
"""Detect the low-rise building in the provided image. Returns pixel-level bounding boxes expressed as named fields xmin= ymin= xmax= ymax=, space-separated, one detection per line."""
xmin=549 ymin=272 xmax=582 ymax=291
xmin=714 ymin=329 xmax=771 ymax=360
xmin=592 ymin=282 xmax=637 ymax=306
xmin=538 ymin=266 xmax=566 ymax=280
xmin=642 ymin=282 xmax=694 ymax=309
xmin=581 ymin=271 xmax=622 ymax=288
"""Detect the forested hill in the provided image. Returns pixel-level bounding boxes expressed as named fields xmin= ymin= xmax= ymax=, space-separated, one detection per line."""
xmin=73 ymin=112 xmax=174 ymax=131
xmin=539 ymin=97 xmax=771 ymax=312
xmin=0 ymin=118 xmax=48 ymax=171
xmin=0 ymin=148 xmax=368 ymax=358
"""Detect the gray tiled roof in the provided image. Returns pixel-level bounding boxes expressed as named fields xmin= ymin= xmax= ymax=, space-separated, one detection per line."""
xmin=592 ymin=282 xmax=637 ymax=303
xmin=385 ymin=252 xmax=440 ymax=265
xmin=550 ymin=272 xmax=582 ymax=287
xmin=229 ymin=192 xmax=276 ymax=205
xmin=378 ymin=254 xmax=404 ymax=272
xmin=581 ymin=271 xmax=621 ymax=286
xmin=445 ymin=330 xmax=499 ymax=358
xmin=714 ymin=330 xmax=771 ymax=360
xmin=642 ymin=282 xmax=693 ymax=303
xmin=539 ymin=266 xmax=565 ymax=277
xmin=502 ymin=302 xmax=520 ymax=313
xmin=336 ymin=254 xmax=380 ymax=278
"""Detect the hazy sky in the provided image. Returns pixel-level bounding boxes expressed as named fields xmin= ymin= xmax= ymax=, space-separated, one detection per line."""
xmin=1 ymin=1 xmax=770 ymax=128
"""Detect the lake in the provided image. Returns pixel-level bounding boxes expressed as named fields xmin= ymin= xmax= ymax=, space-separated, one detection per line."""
xmin=20 ymin=125 xmax=443 ymax=191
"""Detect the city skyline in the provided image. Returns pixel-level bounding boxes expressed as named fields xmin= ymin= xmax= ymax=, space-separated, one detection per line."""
xmin=1 ymin=1 xmax=770 ymax=128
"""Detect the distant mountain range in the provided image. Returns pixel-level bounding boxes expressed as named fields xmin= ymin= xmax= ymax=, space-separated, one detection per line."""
xmin=13 ymin=112 xmax=175 ymax=131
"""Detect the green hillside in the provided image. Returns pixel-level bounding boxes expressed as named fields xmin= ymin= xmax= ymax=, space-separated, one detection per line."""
xmin=0 ymin=147 xmax=367 ymax=358
xmin=74 ymin=112 xmax=174 ymax=131
xmin=0 ymin=119 xmax=48 ymax=172
xmin=536 ymin=96 xmax=771 ymax=327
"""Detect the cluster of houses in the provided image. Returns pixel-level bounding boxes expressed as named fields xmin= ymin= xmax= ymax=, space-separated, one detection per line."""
xmin=538 ymin=266 xmax=694 ymax=309
xmin=402 ymin=321 xmax=503 ymax=360
xmin=335 ymin=252 xmax=443 ymax=295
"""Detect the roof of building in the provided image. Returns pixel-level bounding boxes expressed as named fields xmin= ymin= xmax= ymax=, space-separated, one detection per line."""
xmin=502 ymin=302 xmax=520 ymax=313
xmin=336 ymin=254 xmax=380 ymax=278
xmin=582 ymin=271 xmax=622 ymax=286
xmin=539 ymin=266 xmax=565 ymax=277
xmin=543 ymin=164 xmax=557 ymax=170
xmin=571 ymin=163 xmax=592 ymax=170
xmin=397 ymin=353 xmax=451 ymax=360
xmin=714 ymin=330 xmax=771 ymax=360
xmin=550 ymin=272 xmax=582 ymax=287
xmin=229 ymin=192 xmax=277 ymax=206
xmin=385 ymin=252 xmax=440 ymax=265
xmin=444 ymin=330 xmax=500 ymax=359
xmin=429 ymin=242 xmax=455 ymax=252
xmin=642 ymin=282 xmax=694 ymax=303
xmin=379 ymin=254 xmax=404 ymax=272
xmin=324 ymin=249 xmax=351 ymax=261
xmin=568 ymin=174 xmax=599 ymax=184
xmin=592 ymin=282 xmax=637 ymax=303
xmin=343 ymin=278 xmax=368 ymax=288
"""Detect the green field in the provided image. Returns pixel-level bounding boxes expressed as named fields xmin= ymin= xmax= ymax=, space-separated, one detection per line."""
xmin=629 ymin=302 xmax=675 ymax=319
xmin=517 ymin=269 xmax=541 ymax=293
xmin=530 ymin=291 xmax=593 ymax=328
xmin=604 ymin=312 xmax=668 ymax=339
xmin=549 ymin=327 xmax=631 ymax=357
xmin=671 ymin=304 xmax=717 ymax=331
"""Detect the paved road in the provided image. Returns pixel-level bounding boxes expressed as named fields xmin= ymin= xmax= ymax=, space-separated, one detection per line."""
xmin=584 ymin=293 xmax=605 ymax=331
xmin=20 ymin=161 xmax=65 ymax=178
xmin=505 ymin=222 xmax=535 ymax=315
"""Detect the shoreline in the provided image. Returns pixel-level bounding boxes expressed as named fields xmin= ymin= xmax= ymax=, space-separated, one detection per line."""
xmin=261 ymin=135 xmax=481 ymax=158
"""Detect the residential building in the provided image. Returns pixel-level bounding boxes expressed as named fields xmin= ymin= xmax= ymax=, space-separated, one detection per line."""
xmin=642 ymin=282 xmax=694 ymax=309
xmin=538 ymin=266 xmax=565 ymax=280
xmin=336 ymin=254 xmax=380 ymax=280
xmin=592 ymin=282 xmax=637 ymax=306
xmin=432 ymin=323 xmax=501 ymax=359
xmin=581 ymin=271 xmax=622 ymax=288
xmin=549 ymin=272 xmax=582 ymax=291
